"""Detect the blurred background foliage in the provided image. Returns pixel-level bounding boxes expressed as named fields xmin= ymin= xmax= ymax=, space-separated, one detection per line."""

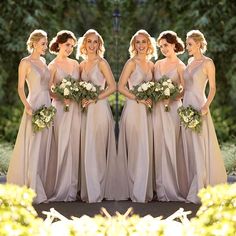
xmin=0 ymin=0 xmax=236 ymax=145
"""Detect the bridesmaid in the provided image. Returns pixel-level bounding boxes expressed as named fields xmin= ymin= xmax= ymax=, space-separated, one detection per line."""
xmin=118 ymin=30 xmax=156 ymax=202
xmin=77 ymin=29 xmax=116 ymax=203
xmin=152 ymin=31 xmax=187 ymax=201
xmin=7 ymin=29 xmax=52 ymax=204
xmin=46 ymin=30 xmax=81 ymax=202
xmin=182 ymin=30 xmax=227 ymax=203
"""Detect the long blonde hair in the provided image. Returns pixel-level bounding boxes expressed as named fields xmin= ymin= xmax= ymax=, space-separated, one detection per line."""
xmin=129 ymin=29 xmax=157 ymax=60
xmin=76 ymin=29 xmax=105 ymax=60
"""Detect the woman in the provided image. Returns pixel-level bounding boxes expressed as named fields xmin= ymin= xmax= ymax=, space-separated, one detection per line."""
xmin=7 ymin=29 xmax=52 ymax=204
xmin=118 ymin=30 xmax=156 ymax=202
xmin=152 ymin=31 xmax=187 ymax=201
xmin=46 ymin=30 xmax=81 ymax=202
xmin=77 ymin=29 xmax=116 ymax=203
xmin=182 ymin=30 xmax=227 ymax=203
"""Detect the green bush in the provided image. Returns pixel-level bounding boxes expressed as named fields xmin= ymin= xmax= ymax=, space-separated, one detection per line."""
xmin=189 ymin=183 xmax=236 ymax=236
xmin=221 ymin=142 xmax=236 ymax=175
xmin=0 ymin=142 xmax=12 ymax=176
xmin=0 ymin=184 xmax=49 ymax=236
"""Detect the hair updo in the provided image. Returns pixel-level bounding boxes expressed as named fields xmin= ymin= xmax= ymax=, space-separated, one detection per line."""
xmin=186 ymin=30 xmax=207 ymax=53
xmin=26 ymin=29 xmax=47 ymax=53
xmin=49 ymin=30 xmax=77 ymax=54
xmin=157 ymin=30 xmax=185 ymax=55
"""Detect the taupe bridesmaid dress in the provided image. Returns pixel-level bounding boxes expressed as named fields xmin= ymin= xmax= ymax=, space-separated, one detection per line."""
xmin=46 ymin=61 xmax=81 ymax=202
xmin=7 ymin=57 xmax=52 ymax=204
xmin=182 ymin=57 xmax=227 ymax=204
xmin=152 ymin=64 xmax=188 ymax=201
xmin=80 ymin=59 xmax=117 ymax=203
xmin=118 ymin=60 xmax=154 ymax=203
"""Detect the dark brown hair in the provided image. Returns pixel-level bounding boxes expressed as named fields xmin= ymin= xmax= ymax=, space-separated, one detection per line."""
xmin=49 ymin=30 xmax=77 ymax=54
xmin=157 ymin=30 xmax=185 ymax=54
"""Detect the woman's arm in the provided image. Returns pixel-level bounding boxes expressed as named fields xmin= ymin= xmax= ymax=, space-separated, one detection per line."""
xmin=18 ymin=59 xmax=32 ymax=115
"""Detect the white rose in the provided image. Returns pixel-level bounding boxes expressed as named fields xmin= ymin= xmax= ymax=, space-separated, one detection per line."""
xmin=66 ymin=81 xmax=72 ymax=86
xmin=44 ymin=116 xmax=51 ymax=123
xmin=155 ymin=87 xmax=160 ymax=92
xmin=150 ymin=82 xmax=155 ymax=86
xmin=92 ymin=86 xmax=96 ymax=92
xmin=183 ymin=116 xmax=189 ymax=123
xmin=79 ymin=81 xmax=85 ymax=86
xmin=168 ymin=84 xmax=175 ymax=89
xmin=59 ymin=83 xmax=66 ymax=89
xmin=164 ymin=88 xmax=170 ymax=96
xmin=85 ymin=83 xmax=93 ymax=91
xmin=64 ymin=88 xmax=70 ymax=96
xmin=62 ymin=79 xmax=67 ymax=83
xmin=138 ymin=86 xmax=143 ymax=92
xmin=35 ymin=119 xmax=45 ymax=128
xmin=188 ymin=119 xmax=199 ymax=128
xmin=163 ymin=81 xmax=168 ymax=86
xmin=167 ymin=79 xmax=172 ymax=83
xmin=141 ymin=83 xmax=148 ymax=91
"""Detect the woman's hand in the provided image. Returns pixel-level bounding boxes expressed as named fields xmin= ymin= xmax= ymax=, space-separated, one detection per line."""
xmin=82 ymin=99 xmax=96 ymax=108
xmin=137 ymin=98 xmax=152 ymax=109
xmin=25 ymin=104 xmax=33 ymax=116
xmin=201 ymin=104 xmax=209 ymax=116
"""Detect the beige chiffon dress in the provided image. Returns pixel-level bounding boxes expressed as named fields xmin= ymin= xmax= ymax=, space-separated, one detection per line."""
xmin=182 ymin=57 xmax=227 ymax=204
xmin=152 ymin=65 xmax=188 ymax=201
xmin=80 ymin=60 xmax=117 ymax=203
xmin=46 ymin=61 xmax=81 ymax=202
xmin=7 ymin=57 xmax=52 ymax=204
xmin=118 ymin=61 xmax=154 ymax=202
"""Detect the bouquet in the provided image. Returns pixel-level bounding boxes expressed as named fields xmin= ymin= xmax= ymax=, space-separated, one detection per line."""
xmin=51 ymin=75 xmax=79 ymax=111
xmin=75 ymin=81 xmax=100 ymax=105
xmin=32 ymin=105 xmax=56 ymax=133
xmin=154 ymin=76 xmax=183 ymax=111
xmin=131 ymin=81 xmax=156 ymax=110
xmin=177 ymin=105 xmax=202 ymax=133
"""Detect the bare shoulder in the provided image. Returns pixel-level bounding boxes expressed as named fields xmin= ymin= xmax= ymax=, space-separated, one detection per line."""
xmin=79 ymin=60 xmax=86 ymax=69
xmin=20 ymin=56 xmax=31 ymax=66
xmin=98 ymin=57 xmax=110 ymax=67
xmin=177 ymin=59 xmax=186 ymax=70
xmin=124 ymin=58 xmax=136 ymax=69
xmin=48 ymin=59 xmax=57 ymax=71
xmin=68 ymin=58 xmax=79 ymax=67
xmin=204 ymin=56 xmax=214 ymax=67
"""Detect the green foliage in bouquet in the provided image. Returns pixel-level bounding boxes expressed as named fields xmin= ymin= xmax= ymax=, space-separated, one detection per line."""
xmin=32 ymin=105 xmax=56 ymax=133
xmin=178 ymin=105 xmax=202 ymax=133
xmin=74 ymin=81 xmax=100 ymax=103
xmin=131 ymin=81 xmax=157 ymax=102
xmin=189 ymin=183 xmax=236 ymax=236
xmin=0 ymin=184 xmax=49 ymax=236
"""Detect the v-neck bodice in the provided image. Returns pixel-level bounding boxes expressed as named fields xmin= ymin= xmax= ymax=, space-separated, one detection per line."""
xmin=128 ymin=62 xmax=153 ymax=89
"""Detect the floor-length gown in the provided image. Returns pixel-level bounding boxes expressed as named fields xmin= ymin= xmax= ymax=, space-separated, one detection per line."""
xmin=46 ymin=62 xmax=81 ymax=202
xmin=182 ymin=58 xmax=227 ymax=204
xmin=118 ymin=62 xmax=154 ymax=202
xmin=152 ymin=65 xmax=188 ymax=201
xmin=7 ymin=57 xmax=52 ymax=204
xmin=80 ymin=60 xmax=117 ymax=203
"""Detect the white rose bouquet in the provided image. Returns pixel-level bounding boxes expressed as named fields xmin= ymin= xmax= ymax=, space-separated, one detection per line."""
xmin=51 ymin=75 xmax=79 ymax=112
xmin=177 ymin=105 xmax=202 ymax=133
xmin=32 ymin=105 xmax=56 ymax=133
xmin=75 ymin=81 xmax=100 ymax=103
xmin=154 ymin=75 xmax=183 ymax=112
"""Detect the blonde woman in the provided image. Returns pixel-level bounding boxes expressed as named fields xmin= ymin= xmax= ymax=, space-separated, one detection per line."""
xmin=7 ymin=29 xmax=52 ymax=204
xmin=182 ymin=30 xmax=227 ymax=203
xmin=152 ymin=31 xmax=188 ymax=201
xmin=77 ymin=29 xmax=116 ymax=202
xmin=118 ymin=30 xmax=157 ymax=202
xmin=46 ymin=30 xmax=81 ymax=202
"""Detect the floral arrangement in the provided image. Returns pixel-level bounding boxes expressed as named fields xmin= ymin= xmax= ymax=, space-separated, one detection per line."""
xmin=32 ymin=105 xmax=56 ymax=133
xmin=154 ymin=76 xmax=183 ymax=112
xmin=177 ymin=105 xmax=202 ymax=133
xmin=51 ymin=75 xmax=79 ymax=111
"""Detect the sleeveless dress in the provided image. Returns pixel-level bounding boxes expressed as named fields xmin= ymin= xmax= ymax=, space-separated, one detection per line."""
xmin=182 ymin=58 xmax=227 ymax=203
xmin=7 ymin=57 xmax=52 ymax=204
xmin=46 ymin=61 xmax=81 ymax=202
xmin=118 ymin=62 xmax=154 ymax=202
xmin=152 ymin=65 xmax=188 ymax=201
xmin=80 ymin=60 xmax=117 ymax=203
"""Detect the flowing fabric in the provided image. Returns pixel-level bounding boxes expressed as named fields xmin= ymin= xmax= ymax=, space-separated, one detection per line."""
xmin=80 ymin=61 xmax=118 ymax=203
xmin=152 ymin=65 xmax=188 ymax=201
xmin=7 ymin=58 xmax=52 ymax=204
xmin=182 ymin=58 xmax=227 ymax=204
xmin=118 ymin=62 xmax=154 ymax=202
xmin=46 ymin=62 xmax=81 ymax=202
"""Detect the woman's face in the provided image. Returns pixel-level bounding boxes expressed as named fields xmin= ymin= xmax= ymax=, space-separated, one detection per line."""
xmin=159 ymin=38 xmax=175 ymax=58
xmin=34 ymin=37 xmax=48 ymax=55
xmin=186 ymin=37 xmax=200 ymax=56
xmin=59 ymin=38 xmax=75 ymax=57
xmin=134 ymin=34 xmax=149 ymax=55
xmin=85 ymin=33 xmax=99 ymax=54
